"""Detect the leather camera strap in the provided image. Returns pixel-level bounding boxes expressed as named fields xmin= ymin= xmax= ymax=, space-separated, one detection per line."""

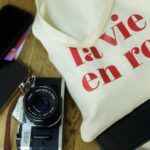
xmin=4 ymin=91 xmax=21 ymax=150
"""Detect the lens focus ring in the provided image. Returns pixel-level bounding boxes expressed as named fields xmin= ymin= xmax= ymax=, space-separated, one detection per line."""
xmin=23 ymin=86 xmax=61 ymax=127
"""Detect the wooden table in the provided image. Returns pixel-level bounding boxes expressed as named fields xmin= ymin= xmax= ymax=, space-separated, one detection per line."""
xmin=0 ymin=0 xmax=100 ymax=150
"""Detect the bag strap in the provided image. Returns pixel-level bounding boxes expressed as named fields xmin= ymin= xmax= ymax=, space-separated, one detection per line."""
xmin=33 ymin=0 xmax=115 ymax=48
xmin=4 ymin=91 xmax=21 ymax=150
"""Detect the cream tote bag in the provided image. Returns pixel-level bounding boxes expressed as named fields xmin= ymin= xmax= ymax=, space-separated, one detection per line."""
xmin=32 ymin=0 xmax=150 ymax=148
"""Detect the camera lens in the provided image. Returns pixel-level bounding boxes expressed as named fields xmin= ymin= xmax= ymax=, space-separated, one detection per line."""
xmin=23 ymin=86 xmax=61 ymax=127
xmin=32 ymin=96 xmax=51 ymax=113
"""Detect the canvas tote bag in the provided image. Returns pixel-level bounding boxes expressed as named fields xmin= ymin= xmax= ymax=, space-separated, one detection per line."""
xmin=32 ymin=0 xmax=150 ymax=148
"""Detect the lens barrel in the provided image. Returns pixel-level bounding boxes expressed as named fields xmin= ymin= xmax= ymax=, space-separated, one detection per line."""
xmin=23 ymin=86 xmax=61 ymax=127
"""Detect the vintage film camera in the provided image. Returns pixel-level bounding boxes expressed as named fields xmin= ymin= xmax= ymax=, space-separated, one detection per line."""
xmin=13 ymin=76 xmax=65 ymax=150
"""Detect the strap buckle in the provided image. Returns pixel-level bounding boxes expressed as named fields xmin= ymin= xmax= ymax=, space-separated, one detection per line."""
xmin=19 ymin=76 xmax=36 ymax=93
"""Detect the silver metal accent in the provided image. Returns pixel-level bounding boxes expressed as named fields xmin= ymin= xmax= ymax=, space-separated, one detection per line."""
xmin=58 ymin=78 xmax=65 ymax=150
xmin=20 ymin=124 xmax=32 ymax=150
xmin=19 ymin=76 xmax=36 ymax=93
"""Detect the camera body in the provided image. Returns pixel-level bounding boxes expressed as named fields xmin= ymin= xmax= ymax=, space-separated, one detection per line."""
xmin=13 ymin=76 xmax=65 ymax=150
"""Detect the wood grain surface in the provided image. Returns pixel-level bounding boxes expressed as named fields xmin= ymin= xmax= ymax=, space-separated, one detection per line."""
xmin=0 ymin=0 xmax=100 ymax=150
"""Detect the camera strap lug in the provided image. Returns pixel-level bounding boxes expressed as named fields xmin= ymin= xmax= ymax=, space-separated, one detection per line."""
xmin=19 ymin=76 xmax=36 ymax=93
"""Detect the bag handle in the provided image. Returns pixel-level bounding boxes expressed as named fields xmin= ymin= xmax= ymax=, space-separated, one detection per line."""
xmin=33 ymin=0 xmax=115 ymax=48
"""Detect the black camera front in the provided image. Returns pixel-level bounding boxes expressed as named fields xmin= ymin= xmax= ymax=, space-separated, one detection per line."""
xmin=24 ymin=86 xmax=61 ymax=127
xmin=14 ymin=77 xmax=65 ymax=150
